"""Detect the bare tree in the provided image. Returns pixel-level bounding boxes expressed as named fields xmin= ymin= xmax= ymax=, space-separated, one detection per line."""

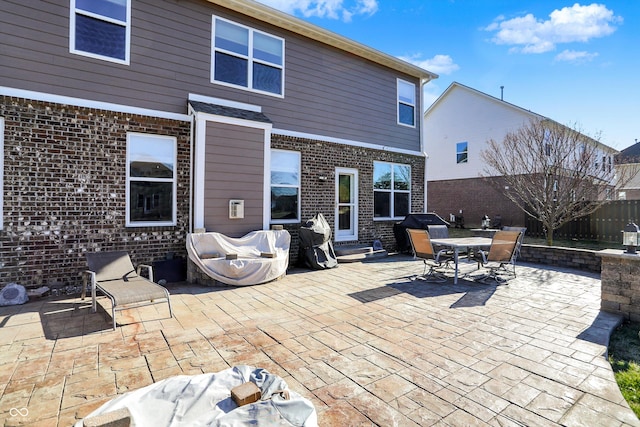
xmin=481 ymin=118 xmax=638 ymax=245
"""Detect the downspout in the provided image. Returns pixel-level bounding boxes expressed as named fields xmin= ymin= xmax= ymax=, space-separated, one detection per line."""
xmin=187 ymin=105 xmax=196 ymax=234
xmin=420 ymin=78 xmax=429 ymax=213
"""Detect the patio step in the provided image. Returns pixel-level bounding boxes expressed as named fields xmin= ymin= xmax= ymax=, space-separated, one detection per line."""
xmin=335 ymin=245 xmax=388 ymax=263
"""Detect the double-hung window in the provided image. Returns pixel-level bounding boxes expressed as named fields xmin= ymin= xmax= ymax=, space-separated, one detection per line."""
xmin=212 ymin=16 xmax=284 ymax=96
xmin=70 ymin=0 xmax=131 ymax=64
xmin=373 ymin=162 xmax=411 ymax=219
xmin=456 ymin=142 xmax=468 ymax=164
xmin=126 ymin=134 xmax=177 ymax=227
xmin=397 ymin=79 xmax=416 ymax=127
xmin=270 ymin=150 xmax=300 ymax=222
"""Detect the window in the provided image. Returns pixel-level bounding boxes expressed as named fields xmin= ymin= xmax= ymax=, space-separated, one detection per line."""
xmin=70 ymin=0 xmax=131 ymax=64
xmin=0 ymin=117 xmax=3 ymax=230
xmin=373 ymin=162 xmax=410 ymax=219
xmin=270 ymin=150 xmax=300 ymax=222
xmin=212 ymin=17 xmax=284 ymax=96
xmin=456 ymin=142 xmax=468 ymax=164
xmin=397 ymin=79 xmax=415 ymax=127
xmin=126 ymin=134 xmax=177 ymax=226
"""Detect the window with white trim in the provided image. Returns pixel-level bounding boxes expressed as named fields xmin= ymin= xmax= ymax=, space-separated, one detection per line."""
xmin=0 ymin=117 xmax=3 ymax=230
xmin=212 ymin=16 xmax=284 ymax=96
xmin=397 ymin=79 xmax=415 ymax=127
xmin=70 ymin=0 xmax=131 ymax=64
xmin=270 ymin=150 xmax=300 ymax=223
xmin=456 ymin=141 xmax=468 ymax=164
xmin=126 ymin=133 xmax=177 ymax=227
xmin=373 ymin=161 xmax=411 ymax=219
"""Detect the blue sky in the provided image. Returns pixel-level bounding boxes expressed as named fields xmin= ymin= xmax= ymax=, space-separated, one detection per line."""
xmin=256 ymin=0 xmax=639 ymax=150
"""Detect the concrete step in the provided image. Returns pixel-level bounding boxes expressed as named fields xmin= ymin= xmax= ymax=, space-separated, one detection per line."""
xmin=335 ymin=246 xmax=388 ymax=263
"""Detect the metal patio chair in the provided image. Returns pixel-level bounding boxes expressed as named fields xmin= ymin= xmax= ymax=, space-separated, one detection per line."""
xmin=406 ymin=228 xmax=453 ymax=282
xmin=473 ymin=230 xmax=521 ymax=284
xmin=84 ymin=251 xmax=173 ymax=330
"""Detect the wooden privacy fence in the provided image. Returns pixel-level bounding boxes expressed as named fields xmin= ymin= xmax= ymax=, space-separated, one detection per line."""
xmin=525 ymin=200 xmax=640 ymax=243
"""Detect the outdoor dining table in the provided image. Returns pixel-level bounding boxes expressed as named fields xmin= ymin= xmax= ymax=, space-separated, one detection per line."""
xmin=430 ymin=237 xmax=493 ymax=284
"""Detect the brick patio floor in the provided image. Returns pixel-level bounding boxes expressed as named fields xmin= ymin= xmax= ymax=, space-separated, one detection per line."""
xmin=1 ymin=255 xmax=639 ymax=426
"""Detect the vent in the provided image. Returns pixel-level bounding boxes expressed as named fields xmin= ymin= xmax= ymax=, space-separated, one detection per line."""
xmin=229 ymin=200 xmax=244 ymax=219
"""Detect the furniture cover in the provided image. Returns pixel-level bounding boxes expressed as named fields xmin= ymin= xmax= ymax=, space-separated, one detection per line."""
xmin=186 ymin=230 xmax=291 ymax=286
xmin=299 ymin=213 xmax=338 ymax=270
xmin=76 ymin=365 xmax=318 ymax=427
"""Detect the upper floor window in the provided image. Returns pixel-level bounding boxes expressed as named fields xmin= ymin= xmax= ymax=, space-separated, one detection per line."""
xmin=374 ymin=162 xmax=411 ymax=219
xmin=70 ymin=0 xmax=131 ymax=64
xmin=397 ymin=79 xmax=415 ymax=127
xmin=456 ymin=142 xmax=468 ymax=164
xmin=270 ymin=150 xmax=300 ymax=223
xmin=212 ymin=17 xmax=284 ymax=96
xmin=126 ymin=133 xmax=177 ymax=227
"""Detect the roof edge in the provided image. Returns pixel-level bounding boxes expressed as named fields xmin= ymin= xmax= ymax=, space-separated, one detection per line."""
xmin=206 ymin=0 xmax=438 ymax=81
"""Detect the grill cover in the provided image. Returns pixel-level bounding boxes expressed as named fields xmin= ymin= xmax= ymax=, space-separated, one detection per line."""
xmin=394 ymin=213 xmax=450 ymax=252
xmin=299 ymin=213 xmax=338 ymax=269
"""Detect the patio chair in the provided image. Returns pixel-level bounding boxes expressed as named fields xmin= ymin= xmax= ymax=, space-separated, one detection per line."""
xmin=501 ymin=226 xmax=527 ymax=276
xmin=406 ymin=228 xmax=453 ymax=282
xmin=84 ymin=251 xmax=173 ymax=330
xmin=473 ymin=230 xmax=521 ymax=284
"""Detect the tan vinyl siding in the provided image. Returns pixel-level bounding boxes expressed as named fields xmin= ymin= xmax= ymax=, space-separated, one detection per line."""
xmin=203 ymin=122 xmax=264 ymax=236
xmin=1 ymin=0 xmax=421 ymax=151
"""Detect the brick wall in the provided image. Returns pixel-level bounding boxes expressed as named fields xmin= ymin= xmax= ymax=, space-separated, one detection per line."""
xmin=1 ymin=97 xmax=191 ymax=288
xmin=428 ymin=177 xmax=525 ymax=228
xmin=271 ymin=134 xmax=425 ymax=264
xmin=599 ymin=251 xmax=640 ymax=321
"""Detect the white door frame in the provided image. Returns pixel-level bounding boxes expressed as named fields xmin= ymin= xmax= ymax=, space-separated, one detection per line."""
xmin=335 ymin=167 xmax=358 ymax=242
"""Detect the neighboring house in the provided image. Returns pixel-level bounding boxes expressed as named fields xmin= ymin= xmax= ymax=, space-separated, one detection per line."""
xmin=423 ymin=82 xmax=618 ymax=228
xmin=0 ymin=0 xmax=436 ymax=286
xmin=616 ymin=141 xmax=640 ymax=200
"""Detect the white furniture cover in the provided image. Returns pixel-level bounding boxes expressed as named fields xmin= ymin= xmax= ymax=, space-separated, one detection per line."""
xmin=76 ymin=365 xmax=318 ymax=427
xmin=187 ymin=230 xmax=291 ymax=286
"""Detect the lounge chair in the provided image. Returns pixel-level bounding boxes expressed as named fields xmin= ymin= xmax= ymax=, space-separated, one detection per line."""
xmin=406 ymin=228 xmax=453 ymax=282
xmin=84 ymin=251 xmax=173 ymax=330
xmin=473 ymin=230 xmax=521 ymax=284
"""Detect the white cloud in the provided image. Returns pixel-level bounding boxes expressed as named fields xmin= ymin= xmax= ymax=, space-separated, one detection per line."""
xmin=256 ymin=0 xmax=378 ymax=22
xmin=554 ymin=49 xmax=599 ymax=63
xmin=398 ymin=54 xmax=459 ymax=75
xmin=485 ymin=3 xmax=621 ymax=54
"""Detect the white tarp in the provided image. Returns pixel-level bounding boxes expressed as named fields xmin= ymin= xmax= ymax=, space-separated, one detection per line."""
xmin=76 ymin=365 xmax=318 ymax=427
xmin=187 ymin=230 xmax=290 ymax=286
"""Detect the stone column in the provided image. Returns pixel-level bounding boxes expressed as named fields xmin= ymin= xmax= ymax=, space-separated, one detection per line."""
xmin=597 ymin=249 xmax=640 ymax=321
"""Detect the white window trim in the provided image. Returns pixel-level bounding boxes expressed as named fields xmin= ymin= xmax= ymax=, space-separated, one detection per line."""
xmin=126 ymin=133 xmax=177 ymax=227
xmin=270 ymin=149 xmax=301 ymax=224
xmin=69 ymin=0 xmax=131 ymax=65
xmin=211 ymin=16 xmax=285 ymax=98
xmin=456 ymin=141 xmax=468 ymax=164
xmin=373 ymin=161 xmax=411 ymax=221
xmin=397 ymin=78 xmax=416 ymax=128
xmin=335 ymin=167 xmax=359 ymax=242
xmin=0 ymin=117 xmax=3 ymax=230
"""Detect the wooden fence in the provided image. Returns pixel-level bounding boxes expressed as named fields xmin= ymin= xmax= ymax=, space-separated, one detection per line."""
xmin=525 ymin=200 xmax=640 ymax=243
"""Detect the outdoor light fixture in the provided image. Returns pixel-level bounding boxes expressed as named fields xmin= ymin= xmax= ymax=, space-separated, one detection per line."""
xmin=481 ymin=215 xmax=491 ymax=230
xmin=622 ymin=222 xmax=640 ymax=254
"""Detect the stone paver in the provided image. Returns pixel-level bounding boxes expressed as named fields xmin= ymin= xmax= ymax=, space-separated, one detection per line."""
xmin=0 ymin=255 xmax=637 ymax=426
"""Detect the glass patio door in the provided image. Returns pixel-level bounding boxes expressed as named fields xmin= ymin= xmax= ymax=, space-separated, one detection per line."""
xmin=336 ymin=168 xmax=358 ymax=242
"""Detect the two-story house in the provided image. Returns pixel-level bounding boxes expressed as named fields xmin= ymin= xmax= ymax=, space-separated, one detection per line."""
xmin=0 ymin=0 xmax=436 ymax=287
xmin=424 ymin=82 xmax=618 ymax=228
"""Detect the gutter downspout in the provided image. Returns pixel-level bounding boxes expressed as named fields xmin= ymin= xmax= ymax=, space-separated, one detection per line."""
xmin=187 ymin=105 xmax=196 ymax=234
xmin=420 ymin=78 xmax=429 ymax=213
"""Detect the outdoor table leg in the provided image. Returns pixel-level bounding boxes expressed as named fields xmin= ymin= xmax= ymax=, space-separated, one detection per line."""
xmin=453 ymin=248 xmax=460 ymax=284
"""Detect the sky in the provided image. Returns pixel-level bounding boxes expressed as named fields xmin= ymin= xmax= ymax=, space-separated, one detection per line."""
xmin=255 ymin=0 xmax=639 ymax=150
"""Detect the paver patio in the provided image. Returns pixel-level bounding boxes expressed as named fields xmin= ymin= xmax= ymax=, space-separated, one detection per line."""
xmin=0 ymin=255 xmax=638 ymax=426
